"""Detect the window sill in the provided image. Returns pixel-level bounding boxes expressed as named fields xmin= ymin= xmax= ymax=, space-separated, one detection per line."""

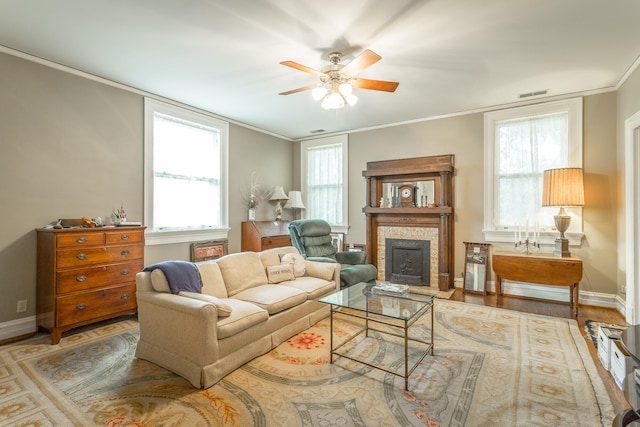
xmin=482 ymin=229 xmax=584 ymax=247
xmin=145 ymin=228 xmax=230 ymax=246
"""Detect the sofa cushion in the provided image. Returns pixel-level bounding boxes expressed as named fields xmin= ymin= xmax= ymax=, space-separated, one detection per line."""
xmin=305 ymin=261 xmax=337 ymax=281
xmin=281 ymin=276 xmax=336 ymax=299
xmin=216 ymin=299 xmax=269 ymax=339
xmin=266 ymin=264 xmax=295 ymax=283
xmin=196 ymin=261 xmax=228 ymax=298
xmin=178 ymin=291 xmax=232 ymax=317
xmin=150 ymin=269 xmax=171 ymax=293
xmin=259 ymin=246 xmax=299 ymax=269
xmin=279 ymin=253 xmax=306 ymax=277
xmin=233 ymin=284 xmax=307 ymax=315
xmin=217 ymin=252 xmax=269 ymax=296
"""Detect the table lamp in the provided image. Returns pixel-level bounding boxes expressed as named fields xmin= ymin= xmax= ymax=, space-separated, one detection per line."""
xmin=542 ymin=168 xmax=584 ymax=257
xmin=269 ymin=186 xmax=289 ymax=221
xmin=284 ymin=190 xmax=305 ymax=220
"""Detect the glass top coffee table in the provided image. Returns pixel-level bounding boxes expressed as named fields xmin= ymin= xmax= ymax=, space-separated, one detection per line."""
xmin=319 ymin=282 xmax=435 ymax=390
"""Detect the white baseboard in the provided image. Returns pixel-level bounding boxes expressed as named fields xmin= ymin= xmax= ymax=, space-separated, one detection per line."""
xmin=0 ymin=316 xmax=37 ymax=341
xmin=454 ymin=277 xmax=621 ymax=311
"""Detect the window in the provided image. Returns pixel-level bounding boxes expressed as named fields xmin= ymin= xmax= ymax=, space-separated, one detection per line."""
xmin=483 ymin=98 xmax=583 ymax=243
xmin=301 ymin=135 xmax=348 ymax=231
xmin=144 ymin=98 xmax=229 ymax=245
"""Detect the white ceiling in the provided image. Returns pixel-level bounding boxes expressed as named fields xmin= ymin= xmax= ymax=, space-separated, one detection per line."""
xmin=1 ymin=0 xmax=640 ymax=140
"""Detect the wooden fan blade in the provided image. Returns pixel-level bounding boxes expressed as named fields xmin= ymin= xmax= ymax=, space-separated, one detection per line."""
xmin=279 ymin=84 xmax=319 ymax=96
xmin=280 ymin=61 xmax=325 ymax=77
xmin=341 ymin=49 xmax=381 ymax=76
xmin=352 ymin=78 xmax=399 ymax=92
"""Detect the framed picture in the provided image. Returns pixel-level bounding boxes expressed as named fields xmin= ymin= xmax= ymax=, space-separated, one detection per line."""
xmin=463 ymin=242 xmax=490 ymax=295
xmin=330 ymin=232 xmax=344 ymax=252
xmin=191 ymin=239 xmax=228 ymax=262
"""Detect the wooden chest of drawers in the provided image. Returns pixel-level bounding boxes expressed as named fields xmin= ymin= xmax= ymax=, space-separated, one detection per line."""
xmin=36 ymin=226 xmax=145 ymax=344
xmin=241 ymin=221 xmax=291 ymax=252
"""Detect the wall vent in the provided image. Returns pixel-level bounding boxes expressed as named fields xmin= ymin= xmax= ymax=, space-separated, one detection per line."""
xmin=518 ymin=90 xmax=548 ymax=99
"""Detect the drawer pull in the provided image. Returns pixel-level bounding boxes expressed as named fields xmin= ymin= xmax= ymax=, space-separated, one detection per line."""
xmin=121 ymin=269 xmax=130 ymax=275
xmin=76 ymin=275 xmax=87 ymax=282
xmin=121 ymin=249 xmax=130 ymax=256
xmin=121 ymin=293 xmax=129 ymax=300
xmin=76 ymin=237 xmax=86 ymax=243
xmin=76 ymin=253 xmax=87 ymax=260
xmin=76 ymin=303 xmax=86 ymax=310
xmin=121 ymin=234 xmax=129 ymax=240
xmin=102 ymin=289 xmax=106 ymax=296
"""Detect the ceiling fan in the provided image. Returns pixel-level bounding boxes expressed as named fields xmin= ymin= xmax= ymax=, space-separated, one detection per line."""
xmin=279 ymin=49 xmax=399 ymax=109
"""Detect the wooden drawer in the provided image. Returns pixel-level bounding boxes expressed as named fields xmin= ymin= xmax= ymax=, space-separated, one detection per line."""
xmin=56 ymin=283 xmax=137 ymax=327
xmin=57 ymin=260 xmax=143 ymax=294
xmin=261 ymin=235 xmax=291 ymax=249
xmin=56 ymin=245 xmax=144 ymax=268
xmin=105 ymin=229 xmax=144 ymax=245
xmin=56 ymin=232 xmax=105 ymax=248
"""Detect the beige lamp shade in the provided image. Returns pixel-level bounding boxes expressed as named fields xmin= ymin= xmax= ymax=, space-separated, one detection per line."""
xmin=542 ymin=168 xmax=584 ymax=207
xmin=269 ymin=186 xmax=289 ymax=202
xmin=284 ymin=191 xmax=305 ymax=209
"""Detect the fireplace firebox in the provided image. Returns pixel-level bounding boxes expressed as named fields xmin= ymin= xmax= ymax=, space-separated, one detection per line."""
xmin=385 ymin=238 xmax=430 ymax=286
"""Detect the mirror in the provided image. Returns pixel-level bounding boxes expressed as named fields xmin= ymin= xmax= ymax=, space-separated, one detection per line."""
xmin=463 ymin=242 xmax=490 ymax=295
xmin=381 ymin=180 xmax=435 ymax=208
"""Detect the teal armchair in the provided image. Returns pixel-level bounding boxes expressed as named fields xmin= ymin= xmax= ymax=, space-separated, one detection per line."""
xmin=289 ymin=219 xmax=378 ymax=288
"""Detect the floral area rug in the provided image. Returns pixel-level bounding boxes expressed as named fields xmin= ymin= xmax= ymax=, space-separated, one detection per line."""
xmin=1 ymin=300 xmax=614 ymax=426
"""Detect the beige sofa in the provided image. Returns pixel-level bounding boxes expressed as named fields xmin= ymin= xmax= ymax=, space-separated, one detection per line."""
xmin=135 ymin=246 xmax=340 ymax=388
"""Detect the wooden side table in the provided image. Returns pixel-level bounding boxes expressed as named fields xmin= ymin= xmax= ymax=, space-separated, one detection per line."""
xmin=492 ymin=251 xmax=583 ymax=317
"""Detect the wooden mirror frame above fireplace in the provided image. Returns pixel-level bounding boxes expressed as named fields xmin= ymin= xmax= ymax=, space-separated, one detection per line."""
xmin=362 ymin=154 xmax=454 ymax=291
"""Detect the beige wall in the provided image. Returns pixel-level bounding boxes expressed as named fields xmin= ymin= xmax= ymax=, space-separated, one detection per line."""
xmin=0 ymin=52 xmax=293 ymax=324
xmin=616 ymin=64 xmax=640 ymax=297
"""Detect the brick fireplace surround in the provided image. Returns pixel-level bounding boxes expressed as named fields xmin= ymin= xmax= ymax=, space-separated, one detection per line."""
xmin=363 ymin=155 xmax=455 ymax=291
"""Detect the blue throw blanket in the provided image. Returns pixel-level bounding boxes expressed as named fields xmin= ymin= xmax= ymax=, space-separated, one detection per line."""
xmin=143 ymin=260 xmax=202 ymax=294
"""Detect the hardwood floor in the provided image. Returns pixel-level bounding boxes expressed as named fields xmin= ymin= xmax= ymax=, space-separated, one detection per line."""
xmin=450 ymin=289 xmax=630 ymax=415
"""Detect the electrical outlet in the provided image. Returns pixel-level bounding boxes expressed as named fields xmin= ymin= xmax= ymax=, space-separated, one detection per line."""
xmin=17 ymin=299 xmax=27 ymax=313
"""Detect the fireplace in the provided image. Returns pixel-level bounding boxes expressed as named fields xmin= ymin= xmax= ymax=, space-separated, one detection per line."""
xmin=363 ymin=155 xmax=454 ymax=290
xmin=385 ymin=238 xmax=430 ymax=286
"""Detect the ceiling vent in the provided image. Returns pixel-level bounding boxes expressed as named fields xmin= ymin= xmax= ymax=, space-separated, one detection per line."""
xmin=310 ymin=129 xmax=326 ymax=134
xmin=518 ymin=90 xmax=548 ymax=99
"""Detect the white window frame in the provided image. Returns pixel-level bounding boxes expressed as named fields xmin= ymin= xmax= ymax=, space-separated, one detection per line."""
xmin=483 ymin=97 xmax=584 ymax=245
xmin=300 ymin=135 xmax=349 ymax=234
xmin=144 ymin=98 xmax=229 ymax=245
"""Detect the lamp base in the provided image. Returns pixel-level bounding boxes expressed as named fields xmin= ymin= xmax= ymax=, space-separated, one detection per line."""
xmin=553 ymin=237 xmax=571 ymax=257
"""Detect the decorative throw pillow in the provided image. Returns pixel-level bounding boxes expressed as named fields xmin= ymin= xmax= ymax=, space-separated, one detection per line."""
xmin=305 ymin=261 xmax=336 ymax=281
xmin=266 ymin=263 xmax=296 ymax=283
xmin=178 ymin=291 xmax=232 ymax=317
xmin=279 ymin=253 xmax=307 ymax=277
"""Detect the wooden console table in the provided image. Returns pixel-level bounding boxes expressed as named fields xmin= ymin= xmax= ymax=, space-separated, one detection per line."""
xmin=492 ymin=251 xmax=583 ymax=317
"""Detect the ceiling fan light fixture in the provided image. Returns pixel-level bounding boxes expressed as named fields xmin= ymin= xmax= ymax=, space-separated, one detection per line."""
xmin=312 ymin=86 xmax=328 ymax=101
xmin=345 ymin=93 xmax=358 ymax=106
xmin=321 ymin=91 xmax=345 ymax=110
xmin=338 ymin=83 xmax=353 ymax=96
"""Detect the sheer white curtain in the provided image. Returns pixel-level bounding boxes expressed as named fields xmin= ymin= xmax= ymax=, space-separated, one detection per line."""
xmin=494 ymin=112 xmax=568 ymax=229
xmin=307 ymin=143 xmax=343 ymax=224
